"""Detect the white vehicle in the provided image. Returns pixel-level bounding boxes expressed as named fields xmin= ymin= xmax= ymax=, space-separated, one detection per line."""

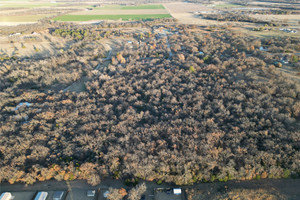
xmin=103 ymin=191 xmax=109 ymax=198
xmin=173 ymin=188 xmax=182 ymax=195
xmin=34 ymin=192 xmax=48 ymax=200
xmin=0 ymin=192 xmax=12 ymax=200
xmin=87 ymin=190 xmax=95 ymax=197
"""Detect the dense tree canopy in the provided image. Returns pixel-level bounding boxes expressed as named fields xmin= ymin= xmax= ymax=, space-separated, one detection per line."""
xmin=0 ymin=23 xmax=299 ymax=186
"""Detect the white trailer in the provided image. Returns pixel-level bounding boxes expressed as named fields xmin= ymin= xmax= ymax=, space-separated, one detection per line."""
xmin=34 ymin=192 xmax=48 ymax=200
xmin=0 ymin=192 xmax=12 ymax=200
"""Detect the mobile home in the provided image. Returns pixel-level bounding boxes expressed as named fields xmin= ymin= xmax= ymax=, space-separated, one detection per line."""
xmin=0 ymin=193 xmax=12 ymax=200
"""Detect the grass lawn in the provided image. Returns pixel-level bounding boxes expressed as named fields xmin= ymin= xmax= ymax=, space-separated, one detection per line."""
xmin=94 ymin=4 xmax=165 ymax=10
xmin=0 ymin=14 xmax=50 ymax=22
xmin=54 ymin=14 xmax=172 ymax=21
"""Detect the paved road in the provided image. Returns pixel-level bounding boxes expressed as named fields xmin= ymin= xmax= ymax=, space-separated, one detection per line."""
xmin=1 ymin=178 xmax=300 ymax=199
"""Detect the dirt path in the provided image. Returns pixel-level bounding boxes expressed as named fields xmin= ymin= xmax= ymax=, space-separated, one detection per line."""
xmin=63 ymin=50 xmax=112 ymax=93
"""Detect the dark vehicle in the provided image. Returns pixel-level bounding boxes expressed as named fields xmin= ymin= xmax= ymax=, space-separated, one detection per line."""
xmin=53 ymin=191 xmax=64 ymax=200
xmin=166 ymin=189 xmax=172 ymax=195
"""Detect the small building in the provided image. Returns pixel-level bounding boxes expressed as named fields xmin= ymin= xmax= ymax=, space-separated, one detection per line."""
xmin=53 ymin=191 xmax=64 ymax=200
xmin=34 ymin=192 xmax=48 ymax=200
xmin=15 ymin=102 xmax=31 ymax=110
xmin=259 ymin=46 xmax=267 ymax=51
xmin=87 ymin=190 xmax=95 ymax=197
xmin=173 ymin=188 xmax=182 ymax=195
xmin=0 ymin=192 xmax=12 ymax=200
xmin=103 ymin=191 xmax=109 ymax=198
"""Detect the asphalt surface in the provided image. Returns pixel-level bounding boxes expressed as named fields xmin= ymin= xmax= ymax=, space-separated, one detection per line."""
xmin=1 ymin=178 xmax=300 ymax=200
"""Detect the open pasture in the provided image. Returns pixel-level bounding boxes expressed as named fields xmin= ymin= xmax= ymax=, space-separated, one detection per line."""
xmin=0 ymin=14 xmax=50 ymax=22
xmin=94 ymin=4 xmax=165 ymax=10
xmin=54 ymin=14 xmax=172 ymax=22
xmin=54 ymin=4 xmax=171 ymax=22
xmin=0 ymin=0 xmax=60 ymax=8
xmin=70 ymin=9 xmax=168 ymax=15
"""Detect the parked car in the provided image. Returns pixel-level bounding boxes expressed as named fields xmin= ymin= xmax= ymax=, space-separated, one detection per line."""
xmin=34 ymin=192 xmax=48 ymax=200
xmin=53 ymin=191 xmax=64 ymax=200
xmin=87 ymin=190 xmax=95 ymax=197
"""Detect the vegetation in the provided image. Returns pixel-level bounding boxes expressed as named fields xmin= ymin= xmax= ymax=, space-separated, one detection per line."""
xmin=187 ymin=188 xmax=286 ymax=200
xmin=95 ymin=4 xmax=165 ymax=10
xmin=214 ymin=3 xmax=244 ymax=8
xmin=200 ymin=13 xmax=276 ymax=26
xmin=0 ymin=21 xmax=299 ymax=187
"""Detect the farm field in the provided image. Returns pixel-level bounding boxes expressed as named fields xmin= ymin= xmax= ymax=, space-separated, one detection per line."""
xmin=54 ymin=4 xmax=171 ymax=22
xmin=213 ymin=3 xmax=244 ymax=8
xmin=94 ymin=4 xmax=165 ymax=10
xmin=0 ymin=1 xmax=60 ymax=8
xmin=54 ymin=14 xmax=172 ymax=22
xmin=0 ymin=14 xmax=51 ymax=22
xmin=164 ymin=2 xmax=221 ymax=25
xmin=70 ymin=9 xmax=169 ymax=15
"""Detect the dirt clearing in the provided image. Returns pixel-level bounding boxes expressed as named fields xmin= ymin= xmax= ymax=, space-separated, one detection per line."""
xmin=164 ymin=2 xmax=220 ymax=25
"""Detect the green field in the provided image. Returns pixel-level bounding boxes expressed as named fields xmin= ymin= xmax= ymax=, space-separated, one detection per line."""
xmin=54 ymin=14 xmax=172 ymax=21
xmin=94 ymin=4 xmax=165 ymax=10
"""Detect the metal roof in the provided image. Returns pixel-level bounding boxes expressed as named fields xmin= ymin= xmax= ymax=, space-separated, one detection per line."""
xmin=34 ymin=192 xmax=48 ymax=200
xmin=0 ymin=193 xmax=12 ymax=200
xmin=173 ymin=188 xmax=182 ymax=195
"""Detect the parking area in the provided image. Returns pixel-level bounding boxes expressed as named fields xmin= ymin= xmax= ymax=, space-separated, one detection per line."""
xmin=154 ymin=188 xmax=184 ymax=200
xmin=10 ymin=191 xmax=36 ymax=200
xmin=65 ymin=189 xmax=97 ymax=200
xmin=8 ymin=191 xmax=68 ymax=200
xmin=2 ymin=187 xmax=184 ymax=200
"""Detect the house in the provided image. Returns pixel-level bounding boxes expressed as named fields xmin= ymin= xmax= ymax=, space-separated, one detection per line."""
xmin=8 ymin=33 xmax=21 ymax=37
xmin=259 ymin=46 xmax=267 ymax=51
xmin=34 ymin=192 xmax=48 ymax=200
xmin=173 ymin=188 xmax=182 ymax=195
xmin=53 ymin=191 xmax=64 ymax=200
xmin=0 ymin=192 xmax=12 ymax=200
xmin=15 ymin=102 xmax=31 ymax=110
